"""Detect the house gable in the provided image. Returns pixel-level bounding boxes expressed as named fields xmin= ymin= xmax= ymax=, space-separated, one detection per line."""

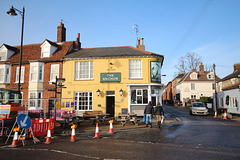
xmin=190 ymin=72 xmax=198 ymax=80
xmin=40 ymin=40 xmax=58 ymax=58
xmin=0 ymin=44 xmax=16 ymax=61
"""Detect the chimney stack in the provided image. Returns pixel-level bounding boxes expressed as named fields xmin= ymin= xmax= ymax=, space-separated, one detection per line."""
xmin=233 ymin=62 xmax=240 ymax=71
xmin=74 ymin=33 xmax=81 ymax=50
xmin=199 ymin=63 xmax=204 ymax=73
xmin=57 ymin=22 xmax=66 ymax=43
xmin=136 ymin=37 xmax=145 ymax=51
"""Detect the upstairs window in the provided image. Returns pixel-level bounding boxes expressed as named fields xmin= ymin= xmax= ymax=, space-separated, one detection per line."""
xmin=0 ymin=65 xmax=11 ymax=83
xmin=75 ymin=61 xmax=93 ymax=80
xmin=0 ymin=68 xmax=4 ymax=82
xmin=30 ymin=62 xmax=44 ymax=82
xmin=191 ymin=83 xmax=195 ymax=90
xmin=0 ymin=51 xmax=6 ymax=61
xmin=190 ymin=72 xmax=198 ymax=80
xmin=129 ymin=59 xmax=142 ymax=79
xmin=15 ymin=67 xmax=25 ymax=83
xmin=50 ymin=64 xmax=59 ymax=82
xmin=207 ymin=73 xmax=214 ymax=80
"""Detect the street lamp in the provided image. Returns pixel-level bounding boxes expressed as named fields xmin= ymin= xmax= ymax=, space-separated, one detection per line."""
xmin=7 ymin=6 xmax=25 ymax=92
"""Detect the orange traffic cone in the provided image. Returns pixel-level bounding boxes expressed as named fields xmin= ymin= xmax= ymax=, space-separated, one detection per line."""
xmin=45 ymin=126 xmax=52 ymax=144
xmin=11 ymin=127 xmax=20 ymax=147
xmin=109 ymin=120 xmax=114 ymax=134
xmin=94 ymin=123 xmax=100 ymax=138
xmin=223 ymin=111 xmax=227 ymax=119
xmin=214 ymin=110 xmax=217 ymax=118
xmin=70 ymin=124 xmax=77 ymax=142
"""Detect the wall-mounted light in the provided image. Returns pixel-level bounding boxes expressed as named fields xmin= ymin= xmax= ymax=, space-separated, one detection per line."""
xmin=119 ymin=89 xmax=123 ymax=96
xmin=97 ymin=89 xmax=100 ymax=96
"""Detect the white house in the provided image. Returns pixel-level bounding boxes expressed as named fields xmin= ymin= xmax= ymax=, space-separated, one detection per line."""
xmin=176 ymin=63 xmax=220 ymax=106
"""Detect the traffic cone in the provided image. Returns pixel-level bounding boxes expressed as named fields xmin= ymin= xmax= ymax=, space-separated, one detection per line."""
xmin=223 ymin=111 xmax=227 ymax=119
xmin=109 ymin=120 xmax=114 ymax=134
xmin=214 ymin=110 xmax=217 ymax=118
xmin=70 ymin=124 xmax=77 ymax=142
xmin=45 ymin=126 xmax=52 ymax=144
xmin=11 ymin=127 xmax=20 ymax=147
xmin=94 ymin=123 xmax=100 ymax=138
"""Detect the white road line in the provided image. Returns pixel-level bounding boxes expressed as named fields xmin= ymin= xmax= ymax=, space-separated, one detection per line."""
xmin=217 ymin=122 xmax=228 ymax=126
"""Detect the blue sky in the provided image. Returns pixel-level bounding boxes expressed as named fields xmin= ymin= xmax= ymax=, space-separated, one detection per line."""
xmin=0 ymin=0 xmax=239 ymax=84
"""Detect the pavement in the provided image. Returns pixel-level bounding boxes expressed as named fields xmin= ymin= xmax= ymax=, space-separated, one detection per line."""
xmin=54 ymin=117 xmax=180 ymax=136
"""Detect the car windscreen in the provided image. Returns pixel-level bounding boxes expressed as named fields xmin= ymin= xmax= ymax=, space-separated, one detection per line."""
xmin=192 ymin=103 xmax=205 ymax=107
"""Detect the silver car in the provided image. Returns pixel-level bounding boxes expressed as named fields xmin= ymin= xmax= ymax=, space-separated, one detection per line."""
xmin=189 ymin=102 xmax=208 ymax=115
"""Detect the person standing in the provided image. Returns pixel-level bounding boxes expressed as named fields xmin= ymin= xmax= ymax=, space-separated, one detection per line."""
xmin=144 ymin=101 xmax=154 ymax=128
xmin=154 ymin=102 xmax=164 ymax=128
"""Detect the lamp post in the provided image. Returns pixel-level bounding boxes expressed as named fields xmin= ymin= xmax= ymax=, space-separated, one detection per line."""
xmin=7 ymin=6 xmax=25 ymax=92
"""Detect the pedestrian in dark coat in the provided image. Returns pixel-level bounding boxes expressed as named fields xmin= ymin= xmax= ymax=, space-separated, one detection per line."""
xmin=154 ymin=102 xmax=164 ymax=128
xmin=144 ymin=101 xmax=154 ymax=128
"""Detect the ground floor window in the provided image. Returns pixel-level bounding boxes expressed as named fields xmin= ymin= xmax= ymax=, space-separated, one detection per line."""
xmin=75 ymin=92 xmax=92 ymax=110
xmin=131 ymin=89 xmax=148 ymax=104
xmin=230 ymin=97 xmax=237 ymax=108
xmin=29 ymin=91 xmax=42 ymax=109
xmin=191 ymin=94 xmax=196 ymax=99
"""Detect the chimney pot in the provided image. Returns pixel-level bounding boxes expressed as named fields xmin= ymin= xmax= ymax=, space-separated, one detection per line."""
xmin=141 ymin=38 xmax=144 ymax=45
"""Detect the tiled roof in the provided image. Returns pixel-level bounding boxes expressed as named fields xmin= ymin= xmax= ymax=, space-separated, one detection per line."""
xmin=178 ymin=71 xmax=220 ymax=83
xmin=0 ymin=41 xmax=74 ymax=64
xmin=218 ymin=69 xmax=240 ymax=82
xmin=63 ymin=46 xmax=164 ymax=60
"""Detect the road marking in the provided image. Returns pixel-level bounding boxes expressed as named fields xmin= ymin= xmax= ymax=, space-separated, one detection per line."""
xmin=217 ymin=122 xmax=227 ymax=126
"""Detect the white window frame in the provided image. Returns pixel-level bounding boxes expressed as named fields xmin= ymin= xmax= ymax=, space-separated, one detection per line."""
xmin=15 ymin=66 xmax=25 ymax=83
xmin=50 ymin=64 xmax=59 ymax=82
xmin=191 ymin=83 xmax=195 ymax=90
xmin=28 ymin=91 xmax=43 ymax=109
xmin=29 ymin=62 xmax=44 ymax=82
xmin=0 ymin=65 xmax=11 ymax=83
xmin=75 ymin=61 xmax=93 ymax=80
xmin=190 ymin=73 xmax=198 ymax=80
xmin=191 ymin=94 xmax=197 ymax=99
xmin=229 ymin=97 xmax=237 ymax=108
xmin=74 ymin=92 xmax=93 ymax=111
xmin=0 ymin=51 xmax=7 ymax=61
xmin=129 ymin=59 xmax=142 ymax=79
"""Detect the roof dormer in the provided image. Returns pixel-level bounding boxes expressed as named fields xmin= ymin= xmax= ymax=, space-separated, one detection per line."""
xmin=40 ymin=40 xmax=58 ymax=58
xmin=0 ymin=44 xmax=16 ymax=61
xmin=207 ymin=72 xmax=214 ymax=80
xmin=190 ymin=72 xmax=198 ymax=80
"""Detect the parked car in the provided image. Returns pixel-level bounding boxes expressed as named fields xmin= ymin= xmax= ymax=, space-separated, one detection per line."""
xmin=189 ymin=102 xmax=208 ymax=115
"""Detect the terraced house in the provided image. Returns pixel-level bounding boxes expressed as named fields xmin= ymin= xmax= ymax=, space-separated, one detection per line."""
xmin=62 ymin=38 xmax=164 ymax=117
xmin=0 ymin=22 xmax=80 ymax=112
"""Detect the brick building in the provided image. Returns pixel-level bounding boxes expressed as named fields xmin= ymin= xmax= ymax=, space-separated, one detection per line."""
xmin=0 ymin=22 xmax=80 ymax=112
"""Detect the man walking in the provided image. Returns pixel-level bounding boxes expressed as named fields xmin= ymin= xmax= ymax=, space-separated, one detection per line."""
xmin=144 ymin=101 xmax=154 ymax=128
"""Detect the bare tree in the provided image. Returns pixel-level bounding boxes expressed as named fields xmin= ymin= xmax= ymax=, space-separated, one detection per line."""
xmin=175 ymin=52 xmax=202 ymax=73
xmin=174 ymin=56 xmax=188 ymax=74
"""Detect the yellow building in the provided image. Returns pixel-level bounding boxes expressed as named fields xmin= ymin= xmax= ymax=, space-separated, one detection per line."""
xmin=62 ymin=42 xmax=164 ymax=117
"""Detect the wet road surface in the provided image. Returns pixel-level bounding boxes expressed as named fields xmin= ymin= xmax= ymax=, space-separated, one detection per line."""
xmin=1 ymin=105 xmax=240 ymax=160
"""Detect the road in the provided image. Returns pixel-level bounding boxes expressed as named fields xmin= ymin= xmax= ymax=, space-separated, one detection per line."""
xmin=1 ymin=105 xmax=240 ymax=160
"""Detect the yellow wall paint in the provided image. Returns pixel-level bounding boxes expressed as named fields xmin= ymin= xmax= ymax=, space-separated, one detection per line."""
xmin=62 ymin=57 xmax=159 ymax=116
